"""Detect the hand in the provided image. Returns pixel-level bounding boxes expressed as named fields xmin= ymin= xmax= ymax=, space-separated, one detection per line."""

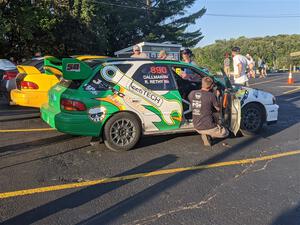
xmin=216 ymin=90 xmax=221 ymax=97
xmin=181 ymin=72 xmax=190 ymax=79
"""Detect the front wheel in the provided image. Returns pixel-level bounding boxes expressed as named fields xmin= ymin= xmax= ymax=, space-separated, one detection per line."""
xmin=103 ymin=112 xmax=141 ymax=152
xmin=240 ymin=103 xmax=265 ymax=136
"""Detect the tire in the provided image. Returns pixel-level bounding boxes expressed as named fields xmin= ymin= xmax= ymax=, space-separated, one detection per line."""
xmin=103 ymin=112 xmax=141 ymax=152
xmin=240 ymin=103 xmax=264 ymax=136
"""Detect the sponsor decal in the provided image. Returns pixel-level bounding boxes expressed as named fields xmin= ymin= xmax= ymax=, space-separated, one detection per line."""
xmin=66 ymin=63 xmax=80 ymax=72
xmin=84 ymin=84 xmax=98 ymax=95
xmin=253 ymin=89 xmax=259 ymax=98
xmin=195 ymin=93 xmax=201 ymax=99
xmin=192 ymin=100 xmax=201 ymax=108
xmin=240 ymin=90 xmax=249 ymax=106
xmin=88 ymin=107 xmax=106 ymax=122
xmin=129 ymin=81 xmax=163 ymax=106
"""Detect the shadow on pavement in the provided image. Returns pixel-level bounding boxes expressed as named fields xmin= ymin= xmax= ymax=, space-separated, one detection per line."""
xmin=271 ymin=202 xmax=300 ymax=225
xmin=2 ymin=91 xmax=300 ymax=224
xmin=0 ymin=134 xmax=76 ymax=156
xmin=0 ymin=145 xmax=90 ymax=170
xmin=1 ymin=154 xmax=178 ymax=225
xmin=75 ymin=92 xmax=300 ymax=224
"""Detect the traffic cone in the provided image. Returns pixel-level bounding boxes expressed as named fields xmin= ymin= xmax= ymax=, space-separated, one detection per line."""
xmin=288 ymin=71 xmax=294 ymax=84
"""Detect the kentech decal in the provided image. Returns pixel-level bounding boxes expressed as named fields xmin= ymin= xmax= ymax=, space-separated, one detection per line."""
xmin=129 ymin=81 xmax=163 ymax=106
xmin=88 ymin=107 xmax=106 ymax=122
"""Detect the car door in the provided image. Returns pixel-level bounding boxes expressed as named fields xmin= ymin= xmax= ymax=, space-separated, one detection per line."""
xmin=131 ymin=63 xmax=182 ymax=132
xmin=221 ymin=74 xmax=241 ymax=135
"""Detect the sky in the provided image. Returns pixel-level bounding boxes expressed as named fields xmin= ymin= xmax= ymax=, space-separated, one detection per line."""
xmin=189 ymin=0 xmax=300 ymax=47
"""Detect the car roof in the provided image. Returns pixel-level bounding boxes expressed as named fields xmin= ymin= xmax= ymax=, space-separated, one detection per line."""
xmin=84 ymin=58 xmax=210 ymax=75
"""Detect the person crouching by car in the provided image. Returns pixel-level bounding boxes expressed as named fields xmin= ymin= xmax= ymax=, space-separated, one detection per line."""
xmin=232 ymin=47 xmax=249 ymax=86
xmin=188 ymin=77 xmax=229 ymax=146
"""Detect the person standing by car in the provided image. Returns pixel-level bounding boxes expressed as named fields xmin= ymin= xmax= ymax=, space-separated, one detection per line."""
xmin=232 ymin=47 xmax=249 ymax=86
xmin=158 ymin=50 xmax=174 ymax=60
xmin=246 ymin=53 xmax=255 ymax=78
xmin=223 ymin=53 xmax=231 ymax=77
xmin=180 ymin=48 xmax=198 ymax=79
xmin=188 ymin=76 xmax=229 ymax=146
xmin=131 ymin=45 xmax=148 ymax=58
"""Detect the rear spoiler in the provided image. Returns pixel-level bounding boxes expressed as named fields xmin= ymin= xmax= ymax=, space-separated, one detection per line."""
xmin=62 ymin=58 xmax=93 ymax=80
xmin=44 ymin=56 xmax=62 ymax=76
xmin=17 ymin=65 xmax=41 ymax=75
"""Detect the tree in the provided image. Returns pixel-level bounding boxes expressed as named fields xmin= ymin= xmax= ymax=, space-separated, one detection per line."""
xmin=194 ymin=34 xmax=300 ymax=73
xmin=0 ymin=0 xmax=206 ymax=59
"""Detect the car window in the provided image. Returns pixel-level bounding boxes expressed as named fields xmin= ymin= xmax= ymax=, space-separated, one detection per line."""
xmin=58 ymin=79 xmax=84 ymax=89
xmin=36 ymin=61 xmax=45 ymax=73
xmin=132 ymin=64 xmax=176 ymax=91
xmin=83 ymin=64 xmax=131 ymax=92
xmin=171 ymin=65 xmax=204 ymax=82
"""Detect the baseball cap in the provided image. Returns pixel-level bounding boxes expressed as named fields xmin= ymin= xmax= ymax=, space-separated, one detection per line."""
xmin=182 ymin=49 xmax=192 ymax=55
xmin=231 ymin=47 xmax=240 ymax=52
xmin=133 ymin=45 xmax=140 ymax=51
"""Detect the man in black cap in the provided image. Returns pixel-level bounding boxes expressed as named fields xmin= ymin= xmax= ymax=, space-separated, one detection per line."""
xmin=231 ymin=47 xmax=249 ymax=86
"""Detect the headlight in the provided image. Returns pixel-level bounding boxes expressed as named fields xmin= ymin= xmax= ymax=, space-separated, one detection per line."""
xmin=272 ymin=96 xmax=276 ymax=104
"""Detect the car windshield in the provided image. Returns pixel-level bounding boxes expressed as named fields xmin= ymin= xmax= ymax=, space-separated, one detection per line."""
xmin=21 ymin=58 xmax=44 ymax=72
xmin=0 ymin=59 xmax=16 ymax=69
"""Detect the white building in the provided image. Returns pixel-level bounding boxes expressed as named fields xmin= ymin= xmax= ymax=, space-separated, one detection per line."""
xmin=114 ymin=42 xmax=182 ymax=60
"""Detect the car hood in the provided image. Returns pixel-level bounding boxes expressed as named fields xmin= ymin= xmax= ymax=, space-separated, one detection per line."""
xmin=234 ymin=85 xmax=275 ymax=105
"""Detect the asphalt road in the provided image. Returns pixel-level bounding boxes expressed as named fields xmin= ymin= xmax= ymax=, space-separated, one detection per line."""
xmin=0 ymin=73 xmax=300 ymax=225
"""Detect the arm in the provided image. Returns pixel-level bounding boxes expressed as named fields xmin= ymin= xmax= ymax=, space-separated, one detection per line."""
xmin=237 ymin=62 xmax=242 ymax=77
xmin=211 ymin=94 xmax=220 ymax=112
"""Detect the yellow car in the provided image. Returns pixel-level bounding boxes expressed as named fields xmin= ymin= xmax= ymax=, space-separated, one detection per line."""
xmin=10 ymin=55 xmax=106 ymax=108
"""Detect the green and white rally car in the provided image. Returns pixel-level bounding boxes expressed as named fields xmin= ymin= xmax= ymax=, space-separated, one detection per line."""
xmin=41 ymin=58 xmax=279 ymax=151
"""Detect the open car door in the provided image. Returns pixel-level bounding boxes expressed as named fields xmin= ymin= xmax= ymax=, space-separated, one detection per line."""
xmin=220 ymin=68 xmax=241 ymax=135
xmin=230 ymin=94 xmax=241 ymax=135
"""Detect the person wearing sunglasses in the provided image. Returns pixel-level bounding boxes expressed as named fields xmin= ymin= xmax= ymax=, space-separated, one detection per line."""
xmin=180 ymin=48 xmax=198 ymax=80
xmin=131 ymin=45 xmax=148 ymax=58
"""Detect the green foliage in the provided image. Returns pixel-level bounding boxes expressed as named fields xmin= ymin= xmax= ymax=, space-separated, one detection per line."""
xmin=0 ymin=0 xmax=205 ymax=61
xmin=193 ymin=34 xmax=300 ymax=73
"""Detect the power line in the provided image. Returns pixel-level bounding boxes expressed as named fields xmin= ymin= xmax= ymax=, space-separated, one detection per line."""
xmin=91 ymin=0 xmax=300 ymax=18
xmin=205 ymin=13 xmax=300 ymax=18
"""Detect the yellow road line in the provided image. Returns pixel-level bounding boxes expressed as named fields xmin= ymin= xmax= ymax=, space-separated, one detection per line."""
xmin=249 ymin=77 xmax=285 ymax=86
xmin=283 ymin=87 xmax=300 ymax=95
xmin=0 ymin=128 xmax=55 ymax=133
xmin=1 ymin=149 xmax=300 ymax=199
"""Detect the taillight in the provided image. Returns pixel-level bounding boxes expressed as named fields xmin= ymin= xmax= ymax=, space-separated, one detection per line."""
xmin=3 ymin=71 xmax=18 ymax=80
xmin=20 ymin=81 xmax=39 ymax=89
xmin=60 ymin=98 xmax=86 ymax=111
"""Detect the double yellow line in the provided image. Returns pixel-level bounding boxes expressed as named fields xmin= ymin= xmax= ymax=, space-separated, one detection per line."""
xmin=1 ymin=149 xmax=300 ymax=199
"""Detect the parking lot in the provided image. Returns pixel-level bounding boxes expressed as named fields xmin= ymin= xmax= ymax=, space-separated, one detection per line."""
xmin=0 ymin=73 xmax=300 ymax=225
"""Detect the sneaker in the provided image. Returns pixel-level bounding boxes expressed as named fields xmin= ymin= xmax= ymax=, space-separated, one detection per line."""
xmin=201 ymin=134 xmax=212 ymax=146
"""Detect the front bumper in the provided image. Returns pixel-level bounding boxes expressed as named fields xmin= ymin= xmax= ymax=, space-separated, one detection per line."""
xmin=265 ymin=104 xmax=279 ymax=122
xmin=11 ymin=89 xmax=48 ymax=108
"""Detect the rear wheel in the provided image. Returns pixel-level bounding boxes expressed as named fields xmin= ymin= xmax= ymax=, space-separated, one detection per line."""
xmin=240 ymin=103 xmax=264 ymax=136
xmin=103 ymin=112 xmax=141 ymax=152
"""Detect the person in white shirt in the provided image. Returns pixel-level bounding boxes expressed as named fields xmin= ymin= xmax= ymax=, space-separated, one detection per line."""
xmin=232 ymin=47 xmax=249 ymax=86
